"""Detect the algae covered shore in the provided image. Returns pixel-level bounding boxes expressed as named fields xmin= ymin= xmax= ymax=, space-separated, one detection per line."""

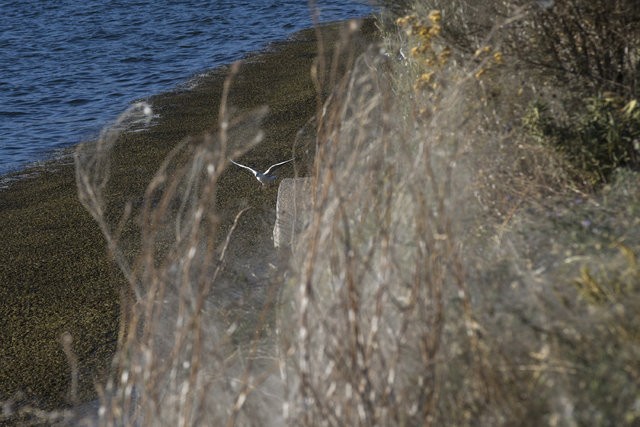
xmin=0 ymin=18 xmax=377 ymax=413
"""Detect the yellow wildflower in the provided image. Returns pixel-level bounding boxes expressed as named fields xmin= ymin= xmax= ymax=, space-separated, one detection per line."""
xmin=418 ymin=72 xmax=435 ymax=85
xmin=474 ymin=45 xmax=491 ymax=58
xmin=414 ymin=71 xmax=435 ymax=91
xmin=429 ymin=24 xmax=441 ymax=37
xmin=474 ymin=68 xmax=486 ymax=80
xmin=493 ymin=51 xmax=503 ymax=64
xmin=438 ymin=47 xmax=451 ymax=65
xmin=418 ymin=26 xmax=431 ymax=38
xmin=395 ymin=14 xmax=416 ymax=27
xmin=428 ymin=10 xmax=442 ymax=24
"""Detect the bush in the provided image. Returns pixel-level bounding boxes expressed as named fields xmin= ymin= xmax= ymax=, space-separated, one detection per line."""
xmin=516 ymin=0 xmax=640 ymax=98
xmin=387 ymin=0 xmax=640 ymax=98
xmin=524 ymin=96 xmax=640 ymax=184
xmin=66 ymin=3 xmax=640 ymax=426
xmin=375 ymin=3 xmax=640 ymax=425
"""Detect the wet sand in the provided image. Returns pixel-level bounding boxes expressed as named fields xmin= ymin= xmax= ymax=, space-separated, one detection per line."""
xmin=0 ymin=18 xmax=377 ymax=413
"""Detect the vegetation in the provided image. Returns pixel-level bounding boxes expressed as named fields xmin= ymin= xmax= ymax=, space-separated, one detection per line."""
xmin=524 ymin=96 xmax=640 ymax=184
xmin=0 ymin=20 xmax=375 ymax=426
xmin=81 ymin=2 xmax=640 ymax=425
xmin=4 ymin=1 xmax=640 ymax=425
xmin=278 ymin=4 xmax=639 ymax=424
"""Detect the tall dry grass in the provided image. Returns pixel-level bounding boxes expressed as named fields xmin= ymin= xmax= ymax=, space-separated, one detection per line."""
xmin=277 ymin=13 xmax=528 ymax=426
xmin=75 ymin=62 xmax=287 ymax=426
xmin=69 ymin=4 xmax=640 ymax=427
xmin=278 ymin=4 xmax=640 ymax=426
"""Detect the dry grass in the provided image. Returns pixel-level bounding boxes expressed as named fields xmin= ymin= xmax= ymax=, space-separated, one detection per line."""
xmin=73 ymin=62 xmax=288 ymax=426
xmin=62 ymin=3 xmax=640 ymax=426
xmin=277 ymin=3 xmax=640 ymax=426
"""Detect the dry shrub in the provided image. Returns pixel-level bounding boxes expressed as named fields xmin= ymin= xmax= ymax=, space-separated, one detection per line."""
xmin=75 ymin=65 xmax=285 ymax=426
xmin=383 ymin=0 xmax=640 ymax=96
xmin=517 ymin=0 xmax=640 ymax=97
xmin=278 ymin=5 xmax=640 ymax=427
xmin=277 ymin=19 xmax=532 ymax=425
xmin=71 ymin=5 xmax=640 ymax=426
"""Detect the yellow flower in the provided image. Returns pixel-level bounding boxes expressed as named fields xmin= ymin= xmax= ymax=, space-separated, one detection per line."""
xmin=428 ymin=10 xmax=442 ymax=24
xmin=429 ymin=24 xmax=441 ymax=37
xmin=493 ymin=51 xmax=503 ymax=64
xmin=438 ymin=47 xmax=451 ymax=65
xmin=474 ymin=45 xmax=491 ymax=57
xmin=419 ymin=71 xmax=435 ymax=83
xmin=414 ymin=71 xmax=435 ymax=91
xmin=395 ymin=14 xmax=416 ymax=27
xmin=474 ymin=68 xmax=486 ymax=80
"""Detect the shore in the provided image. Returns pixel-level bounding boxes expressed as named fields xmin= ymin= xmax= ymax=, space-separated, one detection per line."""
xmin=0 ymin=17 xmax=378 ymax=413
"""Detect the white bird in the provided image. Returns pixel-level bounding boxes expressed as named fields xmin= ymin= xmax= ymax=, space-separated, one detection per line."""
xmin=229 ymin=158 xmax=294 ymax=185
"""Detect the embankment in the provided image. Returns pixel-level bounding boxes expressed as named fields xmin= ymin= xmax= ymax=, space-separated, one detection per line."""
xmin=0 ymin=18 xmax=377 ymax=412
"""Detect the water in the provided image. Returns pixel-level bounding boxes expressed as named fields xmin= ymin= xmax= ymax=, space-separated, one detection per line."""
xmin=0 ymin=0 xmax=372 ymax=176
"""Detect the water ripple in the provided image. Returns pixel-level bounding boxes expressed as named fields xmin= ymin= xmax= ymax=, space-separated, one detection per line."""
xmin=0 ymin=0 xmax=372 ymax=175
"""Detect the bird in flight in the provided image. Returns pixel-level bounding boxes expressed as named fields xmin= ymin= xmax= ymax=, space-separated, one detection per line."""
xmin=229 ymin=158 xmax=294 ymax=185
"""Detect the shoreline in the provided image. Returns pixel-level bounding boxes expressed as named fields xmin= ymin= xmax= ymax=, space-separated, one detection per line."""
xmin=0 ymin=16 xmax=370 ymax=190
xmin=0 ymin=17 xmax=378 ymax=415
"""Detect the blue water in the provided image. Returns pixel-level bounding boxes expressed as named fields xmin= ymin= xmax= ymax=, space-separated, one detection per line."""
xmin=0 ymin=0 xmax=372 ymax=176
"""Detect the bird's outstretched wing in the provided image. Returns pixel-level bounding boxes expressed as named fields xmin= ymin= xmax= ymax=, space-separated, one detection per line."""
xmin=230 ymin=159 xmax=259 ymax=177
xmin=264 ymin=158 xmax=294 ymax=175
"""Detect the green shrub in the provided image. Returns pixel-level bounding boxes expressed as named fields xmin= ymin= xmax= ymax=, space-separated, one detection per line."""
xmin=524 ymin=96 xmax=640 ymax=184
